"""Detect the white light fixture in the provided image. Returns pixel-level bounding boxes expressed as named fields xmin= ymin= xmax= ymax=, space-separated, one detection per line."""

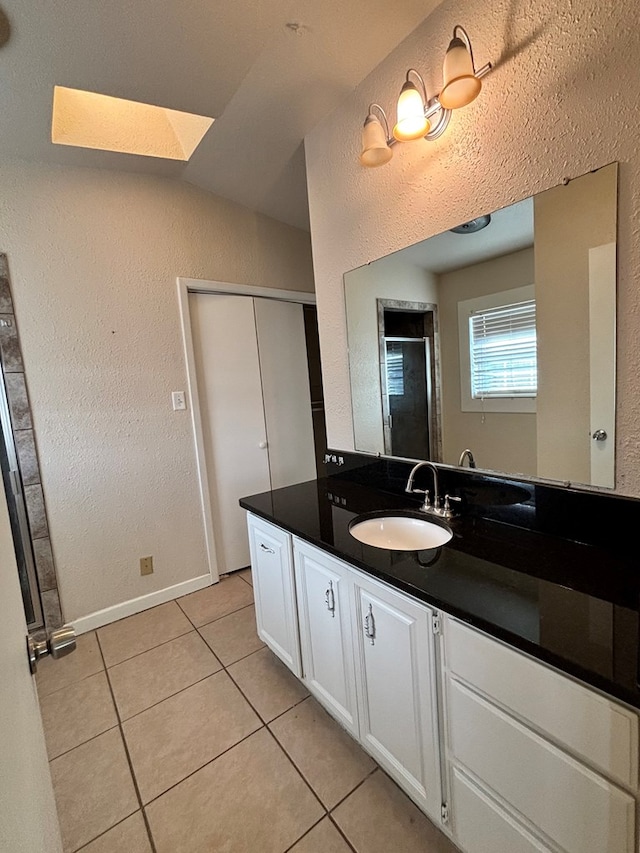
xmin=440 ymin=26 xmax=484 ymax=109
xmin=393 ymin=71 xmax=430 ymax=141
xmin=360 ymin=105 xmax=393 ymax=167
xmin=359 ymin=25 xmax=492 ymax=168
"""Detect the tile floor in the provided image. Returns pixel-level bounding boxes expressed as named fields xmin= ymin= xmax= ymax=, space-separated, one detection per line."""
xmin=37 ymin=569 xmax=458 ymax=853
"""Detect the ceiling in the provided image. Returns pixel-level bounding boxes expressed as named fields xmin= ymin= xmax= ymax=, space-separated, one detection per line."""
xmin=0 ymin=0 xmax=443 ymax=230
xmin=399 ymin=196 xmax=534 ymax=273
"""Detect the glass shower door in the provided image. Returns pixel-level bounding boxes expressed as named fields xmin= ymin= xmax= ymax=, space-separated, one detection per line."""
xmin=383 ymin=337 xmax=433 ymax=460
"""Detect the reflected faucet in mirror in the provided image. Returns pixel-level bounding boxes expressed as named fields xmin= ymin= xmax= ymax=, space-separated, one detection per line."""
xmin=344 ymin=163 xmax=618 ymax=491
xmin=458 ymin=448 xmax=476 ymax=468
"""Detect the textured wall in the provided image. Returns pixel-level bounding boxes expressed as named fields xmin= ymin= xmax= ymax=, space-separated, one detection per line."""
xmin=0 ymin=159 xmax=315 ymax=622
xmin=305 ymin=0 xmax=640 ymax=496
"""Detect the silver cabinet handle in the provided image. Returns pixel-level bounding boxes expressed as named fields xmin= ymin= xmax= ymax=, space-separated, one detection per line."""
xmin=259 ymin=543 xmax=275 ymax=554
xmin=592 ymin=429 xmax=608 ymax=441
xmin=325 ymin=580 xmax=335 ymax=617
xmin=364 ymin=603 xmax=375 ymax=645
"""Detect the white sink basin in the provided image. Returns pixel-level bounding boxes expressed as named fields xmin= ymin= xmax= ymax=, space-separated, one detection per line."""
xmin=349 ymin=513 xmax=452 ymax=551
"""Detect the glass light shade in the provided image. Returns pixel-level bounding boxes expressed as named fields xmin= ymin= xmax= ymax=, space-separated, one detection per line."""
xmin=440 ymin=38 xmax=482 ymax=109
xmin=359 ymin=115 xmax=392 ymax=167
xmin=393 ymin=82 xmax=430 ymax=141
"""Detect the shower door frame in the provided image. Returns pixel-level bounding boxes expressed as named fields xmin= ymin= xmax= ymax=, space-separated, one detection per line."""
xmin=0 ymin=370 xmax=43 ymax=629
xmin=377 ymin=298 xmax=443 ymax=463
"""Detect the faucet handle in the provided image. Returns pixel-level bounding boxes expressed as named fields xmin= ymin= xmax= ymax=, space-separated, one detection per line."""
xmin=442 ymin=494 xmax=462 ymax=518
xmin=407 ymin=487 xmax=430 ymax=510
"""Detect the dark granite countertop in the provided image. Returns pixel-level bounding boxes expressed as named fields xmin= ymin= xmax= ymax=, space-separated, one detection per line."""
xmin=240 ymin=476 xmax=640 ymax=711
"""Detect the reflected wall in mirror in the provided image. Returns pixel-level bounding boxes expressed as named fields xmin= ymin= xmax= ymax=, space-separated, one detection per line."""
xmin=344 ymin=163 xmax=618 ymax=489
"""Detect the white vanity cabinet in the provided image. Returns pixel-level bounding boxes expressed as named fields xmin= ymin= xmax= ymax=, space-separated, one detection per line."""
xmin=246 ymin=513 xmax=301 ymax=677
xmin=441 ymin=615 xmax=638 ymax=853
xmin=293 ymin=539 xmax=359 ymax=737
xmin=350 ymin=569 xmax=442 ymax=820
xmin=246 ymin=512 xmax=640 ymax=853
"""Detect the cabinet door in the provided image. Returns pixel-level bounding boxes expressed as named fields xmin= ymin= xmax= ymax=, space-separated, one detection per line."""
xmin=247 ymin=514 xmax=301 ymax=677
xmin=352 ymin=573 xmax=441 ymax=820
xmin=294 ymin=541 xmax=358 ymax=736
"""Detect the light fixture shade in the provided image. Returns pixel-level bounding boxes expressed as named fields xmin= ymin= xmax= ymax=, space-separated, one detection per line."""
xmin=359 ymin=114 xmax=393 ymax=167
xmin=440 ymin=37 xmax=482 ymax=109
xmin=393 ymin=81 xmax=430 ymax=141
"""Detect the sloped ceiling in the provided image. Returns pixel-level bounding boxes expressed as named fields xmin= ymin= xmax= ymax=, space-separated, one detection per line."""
xmin=0 ymin=0 xmax=443 ymax=229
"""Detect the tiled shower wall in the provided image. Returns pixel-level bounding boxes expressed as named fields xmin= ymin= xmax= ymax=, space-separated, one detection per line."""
xmin=0 ymin=253 xmax=63 ymax=628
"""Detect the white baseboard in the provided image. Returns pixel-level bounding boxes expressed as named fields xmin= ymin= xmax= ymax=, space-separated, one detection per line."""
xmin=70 ymin=573 xmax=213 ymax=635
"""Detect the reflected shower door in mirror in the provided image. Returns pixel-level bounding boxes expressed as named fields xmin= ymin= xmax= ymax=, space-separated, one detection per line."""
xmin=344 ymin=162 xmax=617 ymax=489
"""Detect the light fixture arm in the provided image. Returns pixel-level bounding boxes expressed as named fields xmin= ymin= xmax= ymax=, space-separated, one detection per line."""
xmin=424 ymin=99 xmax=451 ymax=140
xmin=366 ymin=103 xmax=392 ymax=143
xmin=452 ymin=24 xmax=492 ymax=79
xmin=405 ymin=68 xmax=428 ymax=103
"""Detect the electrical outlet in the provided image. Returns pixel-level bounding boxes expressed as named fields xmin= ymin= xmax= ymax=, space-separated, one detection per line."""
xmin=172 ymin=391 xmax=187 ymax=411
xmin=140 ymin=556 xmax=154 ymax=576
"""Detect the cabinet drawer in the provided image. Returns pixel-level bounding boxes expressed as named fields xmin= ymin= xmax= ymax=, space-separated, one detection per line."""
xmin=443 ymin=616 xmax=638 ymax=789
xmin=447 ymin=677 xmax=636 ymax=853
xmin=451 ymin=766 xmax=552 ymax=853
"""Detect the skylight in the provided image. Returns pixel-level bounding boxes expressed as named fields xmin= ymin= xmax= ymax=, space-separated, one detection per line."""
xmin=51 ymin=86 xmax=214 ymax=161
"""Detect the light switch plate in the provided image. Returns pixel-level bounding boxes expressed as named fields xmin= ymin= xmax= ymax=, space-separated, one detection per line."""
xmin=172 ymin=391 xmax=187 ymax=411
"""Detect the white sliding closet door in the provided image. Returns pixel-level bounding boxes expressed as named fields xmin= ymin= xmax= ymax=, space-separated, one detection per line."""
xmin=189 ymin=292 xmax=316 ymax=575
xmin=254 ymin=298 xmax=316 ymax=490
xmin=190 ymin=293 xmax=271 ymax=574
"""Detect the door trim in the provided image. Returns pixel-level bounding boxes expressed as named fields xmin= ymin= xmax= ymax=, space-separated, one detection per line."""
xmin=177 ymin=278 xmax=316 ymax=585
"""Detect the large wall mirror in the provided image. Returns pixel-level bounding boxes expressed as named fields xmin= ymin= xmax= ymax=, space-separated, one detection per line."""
xmin=344 ymin=162 xmax=618 ymax=489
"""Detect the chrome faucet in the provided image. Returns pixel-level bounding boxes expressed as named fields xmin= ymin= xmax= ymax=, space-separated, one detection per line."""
xmin=458 ymin=448 xmax=476 ymax=468
xmin=405 ymin=461 xmax=440 ymax=512
xmin=405 ymin=460 xmax=461 ymax=518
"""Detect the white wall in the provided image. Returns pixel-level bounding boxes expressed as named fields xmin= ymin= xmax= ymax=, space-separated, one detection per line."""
xmin=345 ymin=255 xmax=438 ymax=452
xmin=305 ymin=0 xmax=640 ymax=496
xmin=0 ymin=159 xmax=314 ymax=623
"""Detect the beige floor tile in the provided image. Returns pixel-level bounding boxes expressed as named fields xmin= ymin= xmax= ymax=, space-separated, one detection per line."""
xmin=228 ymin=647 xmax=309 ymax=722
xmin=109 ymin=631 xmax=222 ymax=720
xmin=50 ymin=727 xmax=138 ymax=853
xmin=123 ymin=671 xmax=261 ymax=803
xmin=97 ymin=601 xmax=192 ymax=667
xmin=177 ymin=574 xmax=254 ymax=627
xmin=77 ymin=812 xmax=152 ymax=853
xmin=36 ymin=631 xmax=103 ymax=697
xmin=332 ymin=771 xmax=457 ymax=853
xmin=237 ymin=567 xmax=253 ymax=585
xmin=290 ymin=818 xmax=353 ymax=853
xmin=198 ymin=604 xmax=264 ymax=665
xmin=40 ymin=671 xmax=118 ymax=759
xmin=146 ymin=728 xmax=324 ymax=853
xmin=270 ymin=697 xmax=375 ymax=809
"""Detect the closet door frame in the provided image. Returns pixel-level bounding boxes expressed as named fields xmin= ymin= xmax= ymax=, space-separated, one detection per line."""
xmin=177 ymin=278 xmax=316 ymax=584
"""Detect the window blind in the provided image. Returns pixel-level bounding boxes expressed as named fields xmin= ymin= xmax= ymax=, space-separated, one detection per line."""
xmin=385 ymin=342 xmax=405 ymax=396
xmin=469 ymin=299 xmax=537 ymax=399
